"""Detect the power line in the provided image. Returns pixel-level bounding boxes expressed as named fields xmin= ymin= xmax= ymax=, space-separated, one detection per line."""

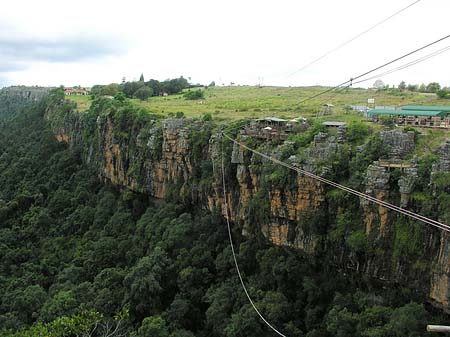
xmin=352 ymin=45 xmax=450 ymax=86
xmin=220 ymin=137 xmax=287 ymax=337
xmin=317 ymin=45 xmax=450 ymax=105
xmin=297 ymin=34 xmax=450 ymax=105
xmin=287 ymin=0 xmax=424 ymax=78
xmin=223 ymin=133 xmax=450 ymax=233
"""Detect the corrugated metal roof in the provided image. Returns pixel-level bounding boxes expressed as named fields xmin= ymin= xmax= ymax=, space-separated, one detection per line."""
xmin=322 ymin=121 xmax=347 ymax=126
xmin=402 ymin=105 xmax=450 ymax=112
xmin=256 ymin=117 xmax=288 ymax=122
xmin=370 ymin=109 xmax=445 ymax=117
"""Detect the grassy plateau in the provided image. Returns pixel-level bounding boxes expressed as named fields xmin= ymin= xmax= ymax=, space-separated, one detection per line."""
xmin=68 ymin=85 xmax=450 ymax=125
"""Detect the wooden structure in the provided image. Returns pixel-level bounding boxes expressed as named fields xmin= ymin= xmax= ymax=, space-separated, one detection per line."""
xmin=320 ymin=103 xmax=334 ymax=116
xmin=322 ymin=121 xmax=346 ymax=128
xmin=370 ymin=105 xmax=450 ymax=129
xmin=241 ymin=117 xmax=290 ymax=140
xmin=254 ymin=117 xmax=288 ymax=128
xmin=241 ymin=128 xmax=288 ymax=140
xmin=378 ymin=160 xmax=412 ymax=170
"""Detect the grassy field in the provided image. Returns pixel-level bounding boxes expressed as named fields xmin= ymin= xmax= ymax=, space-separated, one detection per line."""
xmin=68 ymin=95 xmax=91 ymax=112
xmin=68 ymin=86 xmax=448 ymax=123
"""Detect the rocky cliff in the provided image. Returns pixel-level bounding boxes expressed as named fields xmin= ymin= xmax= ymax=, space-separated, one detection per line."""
xmin=44 ymin=96 xmax=450 ymax=311
xmin=0 ymin=86 xmax=52 ymax=117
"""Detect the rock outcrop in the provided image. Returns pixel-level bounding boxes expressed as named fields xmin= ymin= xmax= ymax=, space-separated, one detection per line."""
xmin=362 ymin=164 xmax=391 ymax=236
xmin=0 ymin=86 xmax=51 ymax=102
xmin=380 ymin=130 xmax=415 ymax=159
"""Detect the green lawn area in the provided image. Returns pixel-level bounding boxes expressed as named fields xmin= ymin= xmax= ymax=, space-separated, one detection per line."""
xmin=67 ymin=95 xmax=91 ymax=112
xmin=67 ymin=86 xmax=449 ymax=123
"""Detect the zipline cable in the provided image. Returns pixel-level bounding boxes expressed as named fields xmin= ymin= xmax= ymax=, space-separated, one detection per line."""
xmin=287 ymin=0 xmax=424 ymax=78
xmin=297 ymin=34 xmax=450 ymax=105
xmin=351 ymin=45 xmax=450 ymax=86
xmin=220 ymin=136 xmax=287 ymax=337
xmin=310 ymin=45 xmax=450 ymax=106
xmin=223 ymin=133 xmax=450 ymax=233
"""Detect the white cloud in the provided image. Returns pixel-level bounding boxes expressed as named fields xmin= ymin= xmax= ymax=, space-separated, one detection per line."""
xmin=1 ymin=0 xmax=449 ymax=87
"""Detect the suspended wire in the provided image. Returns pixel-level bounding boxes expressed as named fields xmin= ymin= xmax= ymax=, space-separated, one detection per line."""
xmin=297 ymin=34 xmax=450 ymax=105
xmin=286 ymin=0 xmax=424 ymax=78
xmin=220 ymin=136 xmax=287 ymax=337
xmin=322 ymin=83 xmax=353 ymax=102
xmin=352 ymin=45 xmax=450 ymax=86
xmin=314 ymin=45 xmax=450 ymax=107
xmin=222 ymin=133 xmax=450 ymax=233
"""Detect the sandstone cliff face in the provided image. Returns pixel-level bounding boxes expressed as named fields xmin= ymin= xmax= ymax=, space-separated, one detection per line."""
xmin=362 ymin=165 xmax=391 ymax=236
xmin=0 ymin=86 xmax=51 ymax=102
xmin=45 ymin=104 xmax=450 ymax=311
xmin=429 ymin=139 xmax=450 ymax=309
xmin=96 ymin=116 xmax=195 ymax=199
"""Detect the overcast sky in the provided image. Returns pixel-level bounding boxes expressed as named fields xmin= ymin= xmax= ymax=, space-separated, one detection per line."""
xmin=0 ymin=0 xmax=448 ymax=88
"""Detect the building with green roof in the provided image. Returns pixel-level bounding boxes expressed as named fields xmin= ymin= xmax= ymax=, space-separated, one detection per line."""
xmin=369 ymin=106 xmax=450 ymax=128
xmin=402 ymin=105 xmax=450 ymax=112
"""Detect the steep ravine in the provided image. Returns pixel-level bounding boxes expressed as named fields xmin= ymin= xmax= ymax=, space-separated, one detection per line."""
xmin=45 ymin=98 xmax=450 ymax=311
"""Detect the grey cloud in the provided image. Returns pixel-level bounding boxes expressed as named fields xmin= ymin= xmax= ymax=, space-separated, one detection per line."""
xmin=0 ymin=59 xmax=29 ymax=72
xmin=0 ymin=32 xmax=131 ymax=81
xmin=0 ymin=34 xmax=128 ymax=63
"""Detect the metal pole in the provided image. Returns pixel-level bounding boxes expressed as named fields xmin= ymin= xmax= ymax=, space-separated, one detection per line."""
xmin=427 ymin=325 xmax=450 ymax=333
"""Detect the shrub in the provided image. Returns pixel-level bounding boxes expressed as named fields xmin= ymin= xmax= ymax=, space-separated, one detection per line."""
xmin=346 ymin=121 xmax=370 ymax=144
xmin=184 ymin=90 xmax=204 ymax=100
xmin=134 ymin=86 xmax=153 ymax=101
xmin=346 ymin=230 xmax=368 ymax=253
xmin=202 ymin=113 xmax=212 ymax=122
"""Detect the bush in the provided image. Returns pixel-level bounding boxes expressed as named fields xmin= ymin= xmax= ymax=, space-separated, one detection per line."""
xmin=346 ymin=121 xmax=370 ymax=144
xmin=437 ymin=89 xmax=450 ymax=99
xmin=184 ymin=90 xmax=204 ymax=100
xmin=202 ymin=112 xmax=212 ymax=122
xmin=346 ymin=230 xmax=368 ymax=253
xmin=134 ymin=86 xmax=153 ymax=101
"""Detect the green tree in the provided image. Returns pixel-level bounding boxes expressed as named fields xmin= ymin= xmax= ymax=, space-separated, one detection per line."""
xmin=114 ymin=92 xmax=126 ymax=102
xmin=39 ymin=290 xmax=78 ymax=322
xmin=426 ymin=82 xmax=441 ymax=93
xmin=134 ymin=86 xmax=154 ymax=100
xmin=326 ymin=306 xmax=358 ymax=337
xmin=138 ymin=316 xmax=169 ymax=337
xmin=387 ymin=303 xmax=427 ymax=337
xmin=407 ymin=84 xmax=418 ymax=92
xmin=121 ymin=81 xmax=145 ymax=98
xmin=437 ymin=89 xmax=450 ymax=99
xmin=184 ymin=90 xmax=204 ymax=100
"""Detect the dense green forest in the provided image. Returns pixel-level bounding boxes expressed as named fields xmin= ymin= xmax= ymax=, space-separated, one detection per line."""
xmin=0 ymin=93 xmax=448 ymax=336
xmin=90 ymin=76 xmax=194 ymax=100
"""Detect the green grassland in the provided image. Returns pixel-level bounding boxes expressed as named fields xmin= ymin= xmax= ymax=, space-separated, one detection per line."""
xmin=67 ymin=95 xmax=91 ymax=111
xmin=68 ymin=85 xmax=449 ymax=123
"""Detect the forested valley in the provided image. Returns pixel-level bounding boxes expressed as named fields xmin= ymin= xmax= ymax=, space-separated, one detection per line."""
xmin=0 ymin=93 xmax=449 ymax=337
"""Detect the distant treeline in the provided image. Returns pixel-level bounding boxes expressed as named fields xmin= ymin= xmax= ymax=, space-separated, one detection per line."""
xmin=375 ymin=80 xmax=450 ymax=98
xmin=90 ymin=76 xmax=208 ymax=101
